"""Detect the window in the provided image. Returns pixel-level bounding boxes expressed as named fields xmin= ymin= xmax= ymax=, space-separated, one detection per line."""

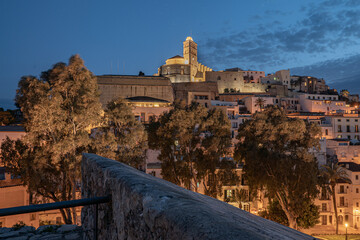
xmin=232 ymin=122 xmax=238 ymax=128
xmin=347 ymin=119 xmax=350 ymax=122
xmin=141 ymin=112 xmax=145 ymax=122
xmin=338 ymin=125 xmax=342 ymax=132
xmin=356 ymin=119 xmax=359 ymax=122
xmin=329 ymin=216 xmax=333 ymax=224
xmin=357 ymin=188 xmax=359 ymax=193
xmin=325 ymin=129 xmax=328 ymax=136
xmin=338 ymin=119 xmax=342 ymax=122
xmin=231 ymin=130 xmax=235 ymax=139
xmin=224 ymin=189 xmax=234 ymax=201
xmin=340 ymin=196 xmax=345 ymax=206
xmin=217 ymin=76 xmax=221 ymax=80
xmin=243 ymin=204 xmax=250 ymax=212
xmin=340 ymin=185 xmax=345 ymax=193
xmin=357 ymin=175 xmax=359 ymax=180
xmin=322 ymin=203 xmax=327 ymax=211
xmin=30 ymin=213 xmax=36 ymax=221
xmin=357 ymin=202 xmax=360 ymax=207
xmin=0 ymin=168 xmax=5 ymax=180
xmin=321 ymin=215 xmax=327 ymax=225
xmin=347 ymin=125 xmax=351 ymax=132
xmin=356 ymin=125 xmax=359 ymax=133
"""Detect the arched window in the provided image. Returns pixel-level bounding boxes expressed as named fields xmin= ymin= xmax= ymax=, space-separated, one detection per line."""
xmin=217 ymin=76 xmax=221 ymax=80
xmin=338 ymin=215 xmax=343 ymax=224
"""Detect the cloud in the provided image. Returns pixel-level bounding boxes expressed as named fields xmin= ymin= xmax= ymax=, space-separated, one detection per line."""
xmin=200 ymin=0 xmax=360 ymax=72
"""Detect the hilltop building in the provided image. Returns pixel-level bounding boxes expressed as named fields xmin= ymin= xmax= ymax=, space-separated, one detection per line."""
xmin=156 ymin=37 xmax=212 ymax=83
xmin=97 ymin=75 xmax=174 ymax=106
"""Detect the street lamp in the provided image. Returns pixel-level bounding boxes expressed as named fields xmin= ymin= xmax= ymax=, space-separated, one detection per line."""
xmin=345 ymin=223 xmax=348 ymax=240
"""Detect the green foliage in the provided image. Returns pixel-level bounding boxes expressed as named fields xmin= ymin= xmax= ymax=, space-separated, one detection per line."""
xmin=91 ymin=98 xmax=147 ymax=168
xmin=340 ymin=89 xmax=349 ymax=98
xmin=0 ymin=111 xmax=15 ymax=125
xmin=260 ymin=199 xmax=319 ymax=229
xmin=2 ymin=55 xmax=148 ymax=224
xmin=148 ymin=101 xmax=239 ymax=197
xmin=2 ymin=55 xmax=104 ymax=224
xmin=254 ymin=97 xmax=266 ymax=110
xmin=12 ymin=221 xmax=26 ymax=230
xmin=232 ymin=188 xmax=249 ymax=208
xmin=235 ymin=106 xmax=321 ymax=229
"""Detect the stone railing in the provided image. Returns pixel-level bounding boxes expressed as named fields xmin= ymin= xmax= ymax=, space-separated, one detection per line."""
xmin=81 ymin=153 xmax=315 ymax=240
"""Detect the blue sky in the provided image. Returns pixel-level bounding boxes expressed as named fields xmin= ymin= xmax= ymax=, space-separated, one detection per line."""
xmin=1 ymin=0 xmax=360 ymax=109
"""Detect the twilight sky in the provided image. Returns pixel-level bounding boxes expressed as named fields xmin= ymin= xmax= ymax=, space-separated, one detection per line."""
xmin=1 ymin=0 xmax=360 ymax=109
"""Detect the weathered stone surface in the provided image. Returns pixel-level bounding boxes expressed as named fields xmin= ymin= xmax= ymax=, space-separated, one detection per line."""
xmin=0 ymin=225 xmax=82 ymax=240
xmin=0 ymin=230 xmax=20 ymax=238
xmin=36 ymin=225 xmax=58 ymax=234
xmin=0 ymin=228 xmax=11 ymax=234
xmin=18 ymin=226 xmax=35 ymax=234
xmin=64 ymin=232 xmax=80 ymax=240
xmin=5 ymin=236 xmax=28 ymax=240
xmin=38 ymin=233 xmax=62 ymax=240
xmin=56 ymin=225 xmax=78 ymax=233
xmin=81 ymin=153 xmax=316 ymax=240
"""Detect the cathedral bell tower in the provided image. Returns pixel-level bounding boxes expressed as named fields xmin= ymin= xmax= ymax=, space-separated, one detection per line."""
xmin=183 ymin=37 xmax=198 ymax=81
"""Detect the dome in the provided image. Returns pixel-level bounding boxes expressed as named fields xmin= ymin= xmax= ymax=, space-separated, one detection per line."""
xmin=186 ymin=36 xmax=193 ymax=41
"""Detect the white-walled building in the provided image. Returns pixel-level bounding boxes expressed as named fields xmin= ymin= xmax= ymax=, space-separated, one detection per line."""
xmin=298 ymin=94 xmax=354 ymax=114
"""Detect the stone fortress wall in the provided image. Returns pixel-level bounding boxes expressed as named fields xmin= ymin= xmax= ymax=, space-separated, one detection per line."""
xmin=81 ymin=153 xmax=314 ymax=240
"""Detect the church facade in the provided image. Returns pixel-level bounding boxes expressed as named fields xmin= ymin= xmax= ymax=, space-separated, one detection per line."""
xmin=156 ymin=37 xmax=212 ymax=83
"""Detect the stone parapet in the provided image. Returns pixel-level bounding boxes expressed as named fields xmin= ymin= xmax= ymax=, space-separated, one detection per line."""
xmin=81 ymin=153 xmax=315 ymax=240
xmin=0 ymin=225 xmax=82 ymax=240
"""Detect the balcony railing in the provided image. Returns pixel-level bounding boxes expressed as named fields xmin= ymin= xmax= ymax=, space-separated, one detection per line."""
xmin=0 ymin=195 xmax=110 ymax=240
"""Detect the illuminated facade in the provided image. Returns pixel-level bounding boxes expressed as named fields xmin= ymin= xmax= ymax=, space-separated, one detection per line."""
xmin=157 ymin=37 xmax=212 ymax=83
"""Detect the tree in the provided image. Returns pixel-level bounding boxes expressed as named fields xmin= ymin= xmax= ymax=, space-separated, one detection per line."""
xmin=233 ymin=188 xmax=249 ymax=209
xmin=235 ymin=106 xmax=321 ymax=229
xmin=254 ymin=97 xmax=266 ymax=111
xmin=321 ymin=162 xmax=351 ymax=234
xmin=259 ymin=199 xmax=320 ymax=229
xmin=148 ymin=101 xmax=239 ymax=198
xmin=91 ymin=98 xmax=147 ymax=168
xmin=0 ymin=111 xmax=15 ymax=125
xmin=340 ymin=89 xmax=350 ymax=99
xmin=1 ymin=55 xmax=103 ymax=224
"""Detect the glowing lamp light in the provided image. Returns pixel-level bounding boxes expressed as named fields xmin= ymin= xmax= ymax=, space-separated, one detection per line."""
xmin=345 ymin=223 xmax=348 ymax=228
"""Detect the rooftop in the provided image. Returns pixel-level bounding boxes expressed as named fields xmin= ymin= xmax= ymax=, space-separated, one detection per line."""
xmin=126 ymin=96 xmax=170 ymax=103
